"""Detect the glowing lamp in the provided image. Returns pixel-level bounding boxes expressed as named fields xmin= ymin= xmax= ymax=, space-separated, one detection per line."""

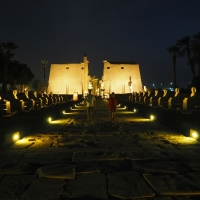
xmin=133 ymin=108 xmax=137 ymax=113
xmin=5 ymin=131 xmax=20 ymax=144
xmin=47 ymin=117 xmax=52 ymax=123
xmin=190 ymin=129 xmax=199 ymax=140
xmin=13 ymin=132 xmax=20 ymax=142
xmin=150 ymin=114 xmax=155 ymax=121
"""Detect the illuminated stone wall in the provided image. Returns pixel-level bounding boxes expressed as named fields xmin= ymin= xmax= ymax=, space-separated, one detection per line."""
xmin=102 ymin=61 xmax=143 ymax=94
xmin=48 ymin=57 xmax=143 ymax=95
xmin=48 ymin=64 xmax=90 ymax=95
xmin=48 ymin=55 xmax=91 ymax=95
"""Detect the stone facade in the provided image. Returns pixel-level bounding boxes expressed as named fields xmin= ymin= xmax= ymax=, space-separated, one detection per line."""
xmin=48 ymin=56 xmax=143 ymax=95
xmin=102 ymin=61 xmax=143 ymax=94
xmin=48 ymin=55 xmax=90 ymax=95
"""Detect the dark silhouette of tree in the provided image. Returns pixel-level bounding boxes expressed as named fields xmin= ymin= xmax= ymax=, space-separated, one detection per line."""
xmin=1 ymin=42 xmax=18 ymax=93
xmin=191 ymin=32 xmax=200 ymax=77
xmin=0 ymin=43 xmax=4 ymax=83
xmin=41 ymin=60 xmax=48 ymax=92
xmin=176 ymin=36 xmax=195 ymax=78
xmin=31 ymin=78 xmax=42 ymax=92
xmin=7 ymin=60 xmax=34 ymax=90
xmin=167 ymin=45 xmax=179 ymax=90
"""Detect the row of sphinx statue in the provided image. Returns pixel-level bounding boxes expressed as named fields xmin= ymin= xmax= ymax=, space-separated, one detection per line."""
xmin=128 ymin=87 xmax=200 ymax=111
xmin=0 ymin=90 xmax=66 ymax=115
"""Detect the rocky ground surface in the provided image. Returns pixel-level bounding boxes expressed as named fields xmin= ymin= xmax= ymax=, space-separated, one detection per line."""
xmin=0 ymin=98 xmax=200 ymax=200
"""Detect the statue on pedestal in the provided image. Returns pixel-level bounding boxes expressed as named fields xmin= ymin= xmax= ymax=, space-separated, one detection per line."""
xmin=99 ymin=80 xmax=105 ymax=97
xmin=88 ymin=81 xmax=93 ymax=90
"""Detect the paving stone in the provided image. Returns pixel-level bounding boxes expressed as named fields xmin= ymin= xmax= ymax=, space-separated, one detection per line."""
xmin=170 ymin=149 xmax=200 ymax=162
xmin=188 ymin=161 xmax=200 ymax=171
xmin=118 ymin=136 xmax=138 ymax=148
xmin=176 ymin=145 xmax=200 ymax=152
xmin=36 ymin=164 xmax=75 ymax=179
xmin=96 ymin=136 xmax=120 ymax=148
xmin=75 ymin=161 xmax=100 ymax=174
xmin=63 ymin=173 xmax=108 ymax=199
xmin=28 ymin=140 xmax=53 ymax=148
xmin=111 ymin=146 xmax=144 ymax=152
xmin=10 ymin=140 xmax=34 ymax=149
xmin=132 ymin=160 xmax=178 ymax=173
xmin=0 ymin=149 xmax=27 ymax=167
xmin=2 ymin=98 xmax=200 ymax=199
xmin=164 ymin=135 xmax=199 ymax=146
xmin=107 ymin=171 xmax=155 ymax=199
xmin=76 ymin=147 xmax=109 ymax=152
xmin=137 ymin=141 xmax=169 ymax=151
xmin=139 ymin=197 xmax=192 ymax=200
xmin=125 ymin=150 xmax=175 ymax=161
xmin=18 ymin=149 xmax=74 ymax=164
xmin=53 ymin=135 xmax=98 ymax=147
xmin=143 ymin=172 xmax=200 ymax=195
xmin=72 ymin=150 xmax=124 ymax=162
xmin=159 ymin=143 xmax=178 ymax=150
xmin=93 ymin=130 xmax=113 ymax=136
xmin=0 ymin=175 xmax=36 ymax=200
xmin=21 ymin=178 xmax=66 ymax=200
xmin=98 ymin=159 xmax=133 ymax=173
xmin=0 ymin=163 xmax=33 ymax=174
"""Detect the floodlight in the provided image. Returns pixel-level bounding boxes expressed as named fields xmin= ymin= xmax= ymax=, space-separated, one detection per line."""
xmin=47 ymin=117 xmax=52 ymax=123
xmin=13 ymin=132 xmax=20 ymax=142
xmin=150 ymin=114 xmax=155 ymax=121
xmin=190 ymin=129 xmax=199 ymax=140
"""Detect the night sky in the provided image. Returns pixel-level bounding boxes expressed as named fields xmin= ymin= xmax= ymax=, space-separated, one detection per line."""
xmin=1 ymin=0 xmax=200 ymax=89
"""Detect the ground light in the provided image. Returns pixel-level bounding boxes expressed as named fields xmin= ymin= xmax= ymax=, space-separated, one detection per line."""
xmin=47 ymin=117 xmax=52 ymax=123
xmin=133 ymin=108 xmax=138 ymax=113
xmin=12 ymin=132 xmax=20 ymax=142
xmin=5 ymin=131 xmax=20 ymax=144
xmin=190 ymin=129 xmax=199 ymax=140
xmin=149 ymin=114 xmax=156 ymax=121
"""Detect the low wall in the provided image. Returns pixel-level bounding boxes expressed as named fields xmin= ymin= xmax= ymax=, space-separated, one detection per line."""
xmin=0 ymin=101 xmax=80 ymax=148
xmin=119 ymin=100 xmax=200 ymax=138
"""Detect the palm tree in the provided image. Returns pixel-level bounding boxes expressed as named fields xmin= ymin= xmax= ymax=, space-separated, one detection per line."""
xmin=1 ymin=42 xmax=18 ymax=93
xmin=41 ymin=60 xmax=48 ymax=92
xmin=176 ymin=36 xmax=195 ymax=78
xmin=191 ymin=32 xmax=200 ymax=77
xmin=167 ymin=45 xmax=179 ymax=89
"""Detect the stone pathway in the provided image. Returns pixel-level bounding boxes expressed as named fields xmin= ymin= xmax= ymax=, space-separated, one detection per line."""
xmin=0 ymin=98 xmax=200 ymax=199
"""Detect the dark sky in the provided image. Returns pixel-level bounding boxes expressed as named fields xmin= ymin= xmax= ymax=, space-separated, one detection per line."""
xmin=1 ymin=0 xmax=200 ymax=88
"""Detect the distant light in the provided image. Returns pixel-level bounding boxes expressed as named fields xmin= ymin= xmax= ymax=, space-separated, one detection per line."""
xmin=190 ymin=129 xmax=199 ymax=140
